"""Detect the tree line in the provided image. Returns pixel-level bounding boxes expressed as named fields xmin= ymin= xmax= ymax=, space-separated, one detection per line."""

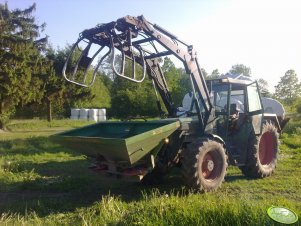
xmin=1 ymin=3 xmax=301 ymax=130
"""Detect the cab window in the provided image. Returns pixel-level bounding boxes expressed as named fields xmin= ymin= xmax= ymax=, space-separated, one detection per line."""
xmin=230 ymin=90 xmax=244 ymax=113
xmin=247 ymin=83 xmax=262 ymax=112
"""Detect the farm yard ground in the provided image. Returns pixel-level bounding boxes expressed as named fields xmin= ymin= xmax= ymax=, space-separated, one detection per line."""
xmin=0 ymin=119 xmax=300 ymax=225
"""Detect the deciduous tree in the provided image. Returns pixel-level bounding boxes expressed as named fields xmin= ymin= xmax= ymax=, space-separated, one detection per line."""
xmin=207 ymin=69 xmax=221 ymax=79
xmin=257 ymin=78 xmax=271 ymax=97
xmin=229 ymin=64 xmax=251 ymax=77
xmin=274 ymin=69 xmax=301 ymax=108
xmin=43 ymin=45 xmax=95 ymax=121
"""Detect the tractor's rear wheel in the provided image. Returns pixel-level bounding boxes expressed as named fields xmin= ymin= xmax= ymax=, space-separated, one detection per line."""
xmin=181 ymin=139 xmax=227 ymax=192
xmin=240 ymin=122 xmax=279 ymax=178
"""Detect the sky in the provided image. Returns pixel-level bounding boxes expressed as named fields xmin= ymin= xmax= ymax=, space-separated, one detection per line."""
xmin=5 ymin=0 xmax=301 ymax=92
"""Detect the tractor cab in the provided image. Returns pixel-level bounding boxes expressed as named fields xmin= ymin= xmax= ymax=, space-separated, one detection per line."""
xmin=206 ymin=78 xmax=264 ymax=165
xmin=207 ymin=78 xmax=263 ymax=137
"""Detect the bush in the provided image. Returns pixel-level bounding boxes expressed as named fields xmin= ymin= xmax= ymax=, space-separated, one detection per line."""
xmin=297 ymin=100 xmax=301 ymax=113
xmin=283 ymin=117 xmax=301 ymax=134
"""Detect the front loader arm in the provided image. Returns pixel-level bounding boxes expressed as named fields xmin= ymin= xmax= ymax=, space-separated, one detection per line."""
xmin=62 ymin=15 xmax=213 ymax=131
xmin=145 ymin=58 xmax=174 ymax=116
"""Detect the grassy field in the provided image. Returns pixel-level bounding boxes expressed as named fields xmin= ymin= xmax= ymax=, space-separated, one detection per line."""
xmin=0 ymin=119 xmax=300 ymax=225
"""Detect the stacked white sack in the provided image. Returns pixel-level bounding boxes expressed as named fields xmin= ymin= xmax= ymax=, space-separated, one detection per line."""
xmin=98 ymin=108 xmax=107 ymax=121
xmin=70 ymin=108 xmax=80 ymax=120
xmin=88 ymin=109 xmax=98 ymax=122
xmin=79 ymin=108 xmax=89 ymax=120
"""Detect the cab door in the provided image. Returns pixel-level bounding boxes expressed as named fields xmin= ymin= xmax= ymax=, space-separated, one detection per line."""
xmin=246 ymin=82 xmax=264 ymax=135
xmin=212 ymin=84 xmax=230 ymax=139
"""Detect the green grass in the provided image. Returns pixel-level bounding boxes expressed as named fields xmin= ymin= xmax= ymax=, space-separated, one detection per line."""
xmin=6 ymin=119 xmax=94 ymax=132
xmin=0 ymin=119 xmax=300 ymax=225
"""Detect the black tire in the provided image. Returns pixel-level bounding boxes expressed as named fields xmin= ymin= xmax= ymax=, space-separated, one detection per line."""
xmin=181 ymin=139 xmax=228 ymax=192
xmin=240 ymin=122 xmax=279 ymax=178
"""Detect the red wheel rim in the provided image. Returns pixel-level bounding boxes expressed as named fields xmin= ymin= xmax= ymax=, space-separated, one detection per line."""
xmin=201 ymin=150 xmax=222 ymax=180
xmin=259 ymin=132 xmax=275 ymax=165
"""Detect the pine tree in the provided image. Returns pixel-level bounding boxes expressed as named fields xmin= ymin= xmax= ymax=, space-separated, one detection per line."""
xmin=0 ymin=3 xmax=47 ymax=129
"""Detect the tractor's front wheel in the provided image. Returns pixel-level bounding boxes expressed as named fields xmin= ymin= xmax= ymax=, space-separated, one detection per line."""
xmin=181 ymin=139 xmax=227 ymax=192
xmin=240 ymin=122 xmax=279 ymax=178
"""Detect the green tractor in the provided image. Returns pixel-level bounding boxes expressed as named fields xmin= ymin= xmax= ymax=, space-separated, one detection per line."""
xmin=53 ymin=15 xmax=287 ymax=192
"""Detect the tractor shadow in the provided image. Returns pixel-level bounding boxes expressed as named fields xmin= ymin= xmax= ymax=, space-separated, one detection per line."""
xmin=0 ymin=160 xmax=185 ymax=217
